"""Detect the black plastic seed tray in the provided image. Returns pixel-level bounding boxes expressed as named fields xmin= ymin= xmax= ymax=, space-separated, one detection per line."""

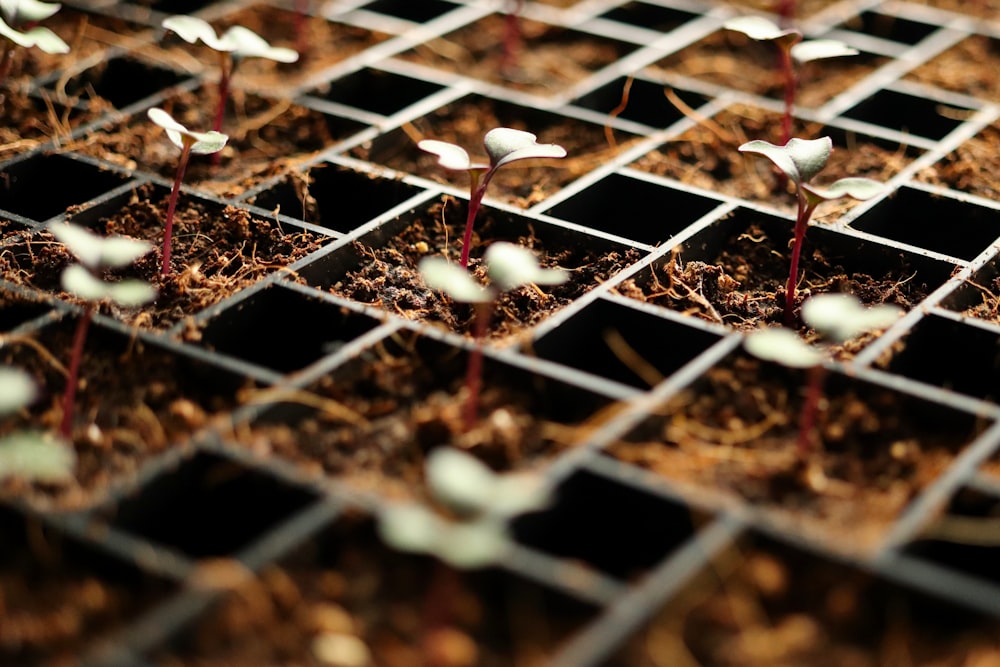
xmin=4 ymin=0 xmax=1000 ymax=664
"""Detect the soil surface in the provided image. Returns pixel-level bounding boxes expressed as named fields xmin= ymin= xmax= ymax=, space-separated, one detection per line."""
xmin=609 ymin=355 xmax=983 ymax=553
xmin=908 ymin=0 xmax=1000 ymax=18
xmin=907 ymin=35 xmax=1000 ymax=103
xmin=0 ymin=184 xmax=327 ymax=330
xmin=326 ymin=199 xmax=642 ymax=341
xmin=917 ymin=122 xmax=1000 ymax=201
xmin=0 ymin=90 xmax=106 ymax=160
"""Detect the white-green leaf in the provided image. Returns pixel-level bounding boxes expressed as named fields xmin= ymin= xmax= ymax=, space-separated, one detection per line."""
xmin=437 ymin=518 xmax=510 ymax=569
xmin=744 ymin=327 xmax=823 ymax=368
xmin=377 ymin=503 xmax=443 ymax=555
xmin=484 ymin=242 xmax=567 ymax=292
xmin=0 ymin=431 xmax=75 ymax=483
xmin=50 ymin=223 xmax=153 ymax=269
xmin=61 ymin=265 xmax=156 ymax=306
xmin=791 ymin=39 xmax=859 ymax=64
xmin=162 ymin=15 xmax=230 ymax=51
xmin=1 ymin=0 xmax=60 ymax=24
xmin=484 ymin=127 xmax=567 ymax=169
xmin=801 ymin=293 xmax=902 ymax=343
xmin=426 ymin=447 xmax=498 ymax=515
xmin=417 ymin=139 xmax=486 ymax=172
xmin=0 ymin=367 xmax=36 ymax=414
xmin=491 ymin=472 xmax=550 ymax=517
xmin=418 ymin=256 xmax=493 ymax=303
xmin=724 ymin=16 xmax=801 ymax=48
xmin=0 ymin=17 xmax=68 ymax=53
xmin=802 ymin=177 xmax=884 ymax=205
xmin=147 ymin=107 xmax=228 ymax=155
xmin=221 ymin=25 xmax=298 ymax=62
xmin=739 ymin=136 xmax=832 ymax=186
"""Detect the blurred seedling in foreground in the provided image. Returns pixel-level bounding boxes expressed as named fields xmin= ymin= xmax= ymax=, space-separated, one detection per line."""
xmin=0 ymin=0 xmax=69 ymax=84
xmin=0 ymin=367 xmax=75 ymax=483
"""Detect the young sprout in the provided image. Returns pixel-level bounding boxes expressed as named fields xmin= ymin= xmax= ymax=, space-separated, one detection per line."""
xmin=502 ymin=0 xmax=524 ymax=76
xmin=162 ymin=15 xmax=298 ymax=140
xmin=738 ymin=136 xmax=884 ymax=326
xmin=0 ymin=367 xmax=76 ymax=483
xmin=724 ymin=16 xmax=858 ymax=145
xmin=49 ymin=223 xmax=156 ymax=439
xmin=418 ymin=127 xmax=566 ymax=268
xmin=147 ymin=108 xmax=228 ymax=275
xmin=744 ymin=293 xmax=901 ymax=458
xmin=0 ymin=0 xmax=69 ymax=84
xmin=419 ymin=242 xmax=567 ymax=431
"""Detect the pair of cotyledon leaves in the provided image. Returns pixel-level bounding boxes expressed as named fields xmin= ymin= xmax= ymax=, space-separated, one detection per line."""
xmin=724 ymin=16 xmax=859 ymax=64
xmin=49 ymin=223 xmax=157 ymax=307
xmin=0 ymin=367 xmax=76 ymax=482
xmin=161 ymin=15 xmax=298 ymax=63
xmin=0 ymin=0 xmax=68 ymax=53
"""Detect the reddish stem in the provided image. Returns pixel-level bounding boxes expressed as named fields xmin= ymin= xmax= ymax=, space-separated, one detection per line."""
xmin=459 ymin=170 xmax=493 ymax=268
xmin=0 ymin=43 xmax=14 ymax=87
xmin=210 ymin=56 xmax=232 ymax=167
xmin=776 ymin=0 xmax=795 ymax=24
xmin=462 ymin=300 xmax=494 ymax=432
xmin=779 ymin=45 xmax=796 ymax=146
xmin=162 ymin=141 xmax=193 ymax=276
xmin=796 ymin=364 xmax=826 ymax=458
xmin=59 ymin=308 xmax=93 ymax=439
xmin=501 ymin=0 xmax=524 ymax=77
xmin=783 ymin=195 xmax=816 ymax=326
xmin=294 ymin=0 xmax=309 ymax=57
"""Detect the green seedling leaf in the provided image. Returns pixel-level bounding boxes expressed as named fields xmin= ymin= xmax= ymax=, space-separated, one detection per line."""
xmin=801 ymin=293 xmax=902 ymax=343
xmin=1 ymin=0 xmax=60 ymax=24
xmin=49 ymin=223 xmax=153 ymax=269
xmin=438 ymin=519 xmax=510 ymax=569
xmin=147 ymin=107 xmax=229 ymax=154
xmin=162 ymin=15 xmax=227 ymax=50
xmin=744 ymin=327 xmax=823 ymax=368
xmin=377 ymin=503 xmax=443 ymax=556
xmin=483 ymin=242 xmax=568 ymax=292
xmin=484 ymin=127 xmax=567 ymax=169
xmin=417 ymin=139 xmax=488 ymax=172
xmin=491 ymin=472 xmax=550 ymax=516
xmin=61 ymin=265 xmax=157 ymax=306
xmin=162 ymin=15 xmax=298 ymax=61
xmin=739 ymin=137 xmax=832 ymax=186
xmin=802 ymin=177 xmax=884 ymax=205
xmin=0 ymin=431 xmax=75 ymax=483
xmin=724 ymin=15 xmax=801 ymax=49
xmin=0 ymin=17 xmax=67 ymax=52
xmin=418 ymin=256 xmax=493 ymax=303
xmin=426 ymin=447 xmax=498 ymax=515
xmin=791 ymin=39 xmax=859 ymax=63
xmin=0 ymin=367 xmax=35 ymax=414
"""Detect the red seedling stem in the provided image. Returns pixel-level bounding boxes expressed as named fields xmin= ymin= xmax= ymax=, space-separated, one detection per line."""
xmin=459 ymin=170 xmax=494 ymax=268
xmin=462 ymin=300 xmax=494 ymax=432
xmin=210 ymin=54 xmax=232 ymax=167
xmin=162 ymin=139 xmax=194 ymax=275
xmin=779 ymin=45 xmax=796 ymax=146
xmin=0 ymin=44 xmax=14 ymax=86
xmin=784 ymin=194 xmax=818 ymax=326
xmin=294 ymin=0 xmax=309 ymax=56
xmin=796 ymin=364 xmax=826 ymax=458
xmin=59 ymin=307 xmax=94 ymax=439
xmin=776 ymin=0 xmax=796 ymax=24
xmin=501 ymin=0 xmax=524 ymax=76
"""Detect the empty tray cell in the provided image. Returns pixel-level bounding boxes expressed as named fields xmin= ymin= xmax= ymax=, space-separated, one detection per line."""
xmin=942 ymin=253 xmax=1000 ymax=325
xmin=533 ymin=297 xmax=721 ymax=389
xmin=397 ymin=14 xmax=636 ymax=95
xmin=0 ymin=153 xmax=128 ymax=222
xmin=360 ymin=0 xmax=456 ymax=21
xmin=0 ymin=318 xmax=254 ymax=507
xmin=0 ymin=288 xmax=51 ymax=331
xmin=105 ymin=451 xmax=318 ymax=558
xmin=850 ymin=186 xmax=1000 ymax=261
xmin=598 ymin=2 xmax=697 ymax=32
xmin=834 ymin=11 xmax=937 ymax=45
xmin=198 ymin=284 xmax=381 ymax=374
xmin=916 ymin=121 xmax=1000 ymax=200
xmin=40 ymin=55 xmax=189 ymax=110
xmin=350 ymin=94 xmax=630 ymax=207
xmin=880 ymin=313 xmax=1000 ymax=401
xmin=512 ymin=467 xmax=704 ymax=580
xmin=647 ymin=30 xmax=887 ymax=109
xmin=248 ymin=163 xmax=424 ymax=233
xmin=572 ymin=78 xmax=710 ymax=130
xmin=306 ymin=66 xmax=444 ymax=116
xmin=609 ymin=352 xmax=986 ymax=550
xmin=0 ymin=506 xmax=174 ymax=665
xmin=74 ymin=85 xmax=365 ymax=198
xmin=607 ymin=532 xmax=1000 ymax=665
xmin=299 ymin=195 xmax=643 ymax=338
xmin=152 ymin=514 xmax=599 ymax=665
xmin=543 ymin=172 xmax=719 ymax=245
xmin=124 ymin=0 xmax=215 ymax=14
xmin=615 ymin=206 xmax=954 ymax=334
xmin=239 ymin=331 xmax=619 ymax=498
xmin=907 ymin=35 xmax=1000 ymax=102
xmin=631 ymin=104 xmax=919 ymax=214
xmin=841 ymin=89 xmax=971 ymax=140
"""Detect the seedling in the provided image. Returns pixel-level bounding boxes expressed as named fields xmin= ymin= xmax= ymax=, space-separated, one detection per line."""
xmin=0 ymin=367 xmax=75 ymax=482
xmin=49 ymin=223 xmax=156 ymax=439
xmin=738 ymin=136 xmax=884 ymax=326
xmin=0 ymin=0 xmax=69 ymax=84
xmin=418 ymin=127 xmax=566 ymax=268
xmin=419 ymin=242 xmax=567 ymax=430
xmin=161 ymin=15 xmax=298 ymax=143
xmin=502 ymin=0 xmax=524 ymax=76
xmin=147 ymin=107 xmax=228 ymax=275
xmin=744 ymin=293 xmax=901 ymax=458
xmin=725 ymin=16 xmax=858 ymax=144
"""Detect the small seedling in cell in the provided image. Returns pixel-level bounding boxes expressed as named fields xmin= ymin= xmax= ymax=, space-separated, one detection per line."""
xmin=0 ymin=367 xmax=75 ymax=483
xmin=419 ymin=242 xmax=567 ymax=430
xmin=0 ymin=0 xmax=69 ymax=84
xmin=744 ymin=293 xmax=901 ymax=458
xmin=725 ymin=16 xmax=858 ymax=145
xmin=419 ymin=127 xmax=566 ymax=268
xmin=502 ymin=0 xmax=524 ymax=76
xmin=161 ymin=15 xmax=298 ymax=145
xmin=147 ymin=107 xmax=228 ymax=275
xmin=738 ymin=136 xmax=884 ymax=326
xmin=49 ymin=222 xmax=156 ymax=439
